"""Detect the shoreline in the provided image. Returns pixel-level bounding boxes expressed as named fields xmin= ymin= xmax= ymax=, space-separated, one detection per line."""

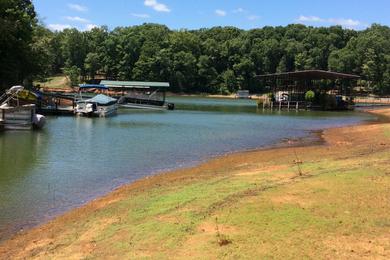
xmin=0 ymin=112 xmax=362 ymax=241
xmin=0 ymin=119 xmax=325 ymax=242
xmin=1 ymin=107 xmax=390 ymax=258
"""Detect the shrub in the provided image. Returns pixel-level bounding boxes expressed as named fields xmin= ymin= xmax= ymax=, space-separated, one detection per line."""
xmin=305 ymin=90 xmax=315 ymax=102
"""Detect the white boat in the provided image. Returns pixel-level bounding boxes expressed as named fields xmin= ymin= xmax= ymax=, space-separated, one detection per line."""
xmin=235 ymin=90 xmax=251 ymax=99
xmin=0 ymin=86 xmax=46 ymax=130
xmin=75 ymin=84 xmax=117 ymax=117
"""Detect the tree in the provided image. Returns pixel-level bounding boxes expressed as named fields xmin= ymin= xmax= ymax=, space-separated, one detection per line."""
xmin=84 ymin=52 xmax=100 ymax=79
xmin=220 ymin=69 xmax=237 ymax=94
xmin=197 ymin=55 xmax=218 ymax=93
xmin=6 ymin=1 xmax=390 ymax=96
xmin=63 ymin=66 xmax=81 ymax=86
xmin=0 ymin=0 xmax=37 ymax=89
xmin=28 ymin=25 xmax=56 ymax=82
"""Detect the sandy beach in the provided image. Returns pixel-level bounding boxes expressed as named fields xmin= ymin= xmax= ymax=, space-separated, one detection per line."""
xmin=0 ymin=108 xmax=389 ymax=259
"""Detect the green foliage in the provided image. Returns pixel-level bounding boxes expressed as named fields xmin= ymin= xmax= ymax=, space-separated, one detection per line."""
xmin=84 ymin=52 xmax=100 ymax=79
xmin=220 ymin=69 xmax=237 ymax=94
xmin=3 ymin=0 xmax=390 ymax=95
xmin=63 ymin=66 xmax=80 ymax=86
xmin=328 ymin=24 xmax=390 ymax=94
xmin=0 ymin=0 xmax=37 ymax=89
xmin=305 ymin=90 xmax=315 ymax=102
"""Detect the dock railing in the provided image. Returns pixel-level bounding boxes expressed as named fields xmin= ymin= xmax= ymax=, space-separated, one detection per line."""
xmin=259 ymin=99 xmax=307 ymax=111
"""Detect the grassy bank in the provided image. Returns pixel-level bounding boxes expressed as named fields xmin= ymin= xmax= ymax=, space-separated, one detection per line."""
xmin=34 ymin=75 xmax=70 ymax=90
xmin=1 ymin=109 xmax=390 ymax=259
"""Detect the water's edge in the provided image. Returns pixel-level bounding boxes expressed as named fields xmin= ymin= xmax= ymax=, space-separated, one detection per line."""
xmin=0 ymin=110 xmax=380 ymax=243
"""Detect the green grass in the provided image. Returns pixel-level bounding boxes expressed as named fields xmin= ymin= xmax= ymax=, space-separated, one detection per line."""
xmin=384 ymin=125 xmax=390 ymax=138
xmin=34 ymin=75 xmax=70 ymax=89
xmin=69 ymin=155 xmax=390 ymax=258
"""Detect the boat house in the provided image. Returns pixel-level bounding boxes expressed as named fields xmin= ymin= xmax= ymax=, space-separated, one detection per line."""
xmin=256 ymin=70 xmax=360 ymax=110
xmin=100 ymin=80 xmax=173 ymax=110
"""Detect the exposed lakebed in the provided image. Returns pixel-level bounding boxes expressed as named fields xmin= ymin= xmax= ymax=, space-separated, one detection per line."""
xmin=0 ymin=97 xmax=373 ymax=240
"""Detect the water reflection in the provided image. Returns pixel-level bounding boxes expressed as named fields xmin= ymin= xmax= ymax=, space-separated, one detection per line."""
xmin=0 ymin=131 xmax=46 ymax=182
xmin=0 ymin=131 xmax=48 ymax=237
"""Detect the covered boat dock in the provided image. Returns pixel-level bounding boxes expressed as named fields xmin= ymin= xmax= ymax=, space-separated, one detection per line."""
xmin=256 ymin=70 xmax=360 ymax=110
xmin=100 ymin=80 xmax=172 ymax=109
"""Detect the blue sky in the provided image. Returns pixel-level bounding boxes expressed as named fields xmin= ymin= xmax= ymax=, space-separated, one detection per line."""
xmin=34 ymin=0 xmax=390 ymax=31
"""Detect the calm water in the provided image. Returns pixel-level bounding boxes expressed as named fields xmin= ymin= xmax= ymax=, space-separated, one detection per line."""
xmin=0 ymin=97 xmax=373 ymax=240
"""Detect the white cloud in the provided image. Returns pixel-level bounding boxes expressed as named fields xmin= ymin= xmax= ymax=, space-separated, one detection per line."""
xmin=47 ymin=23 xmax=98 ymax=32
xmin=215 ymin=9 xmax=227 ymax=17
xmin=68 ymin=3 xmax=88 ymax=12
xmin=84 ymin=24 xmax=98 ymax=31
xmin=328 ymin=18 xmax=361 ymax=27
xmin=131 ymin=13 xmax=151 ymax=18
xmin=65 ymin=16 xmax=90 ymax=23
xmin=233 ymin=8 xmax=245 ymax=13
xmin=297 ymin=15 xmax=323 ymax=23
xmin=48 ymin=24 xmax=72 ymax=31
xmin=247 ymin=15 xmax=260 ymax=21
xmin=296 ymin=15 xmax=364 ymax=29
xmin=144 ymin=0 xmax=170 ymax=12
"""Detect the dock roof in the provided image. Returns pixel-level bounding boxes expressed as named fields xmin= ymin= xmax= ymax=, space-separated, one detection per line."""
xmin=100 ymin=80 xmax=170 ymax=89
xmin=256 ymin=70 xmax=360 ymax=81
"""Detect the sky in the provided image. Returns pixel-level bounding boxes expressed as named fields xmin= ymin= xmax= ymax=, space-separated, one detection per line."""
xmin=34 ymin=0 xmax=390 ymax=31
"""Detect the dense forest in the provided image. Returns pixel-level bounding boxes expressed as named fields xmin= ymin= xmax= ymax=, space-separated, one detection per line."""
xmin=1 ymin=0 xmax=390 ymax=94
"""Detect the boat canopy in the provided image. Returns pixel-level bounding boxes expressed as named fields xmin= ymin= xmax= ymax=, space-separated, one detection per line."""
xmin=79 ymin=84 xmax=108 ymax=90
xmin=100 ymin=80 xmax=170 ymax=89
xmin=6 ymin=86 xmax=24 ymax=94
xmin=85 ymin=94 xmax=117 ymax=105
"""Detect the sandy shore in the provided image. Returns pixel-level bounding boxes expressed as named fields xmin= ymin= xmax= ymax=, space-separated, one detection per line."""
xmin=1 ymin=108 xmax=390 ymax=259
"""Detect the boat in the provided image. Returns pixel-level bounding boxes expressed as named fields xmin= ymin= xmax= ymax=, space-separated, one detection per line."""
xmin=0 ymin=86 xmax=46 ymax=130
xmin=75 ymin=84 xmax=118 ymax=117
xmin=100 ymin=80 xmax=175 ymax=110
xmin=235 ymin=90 xmax=251 ymax=99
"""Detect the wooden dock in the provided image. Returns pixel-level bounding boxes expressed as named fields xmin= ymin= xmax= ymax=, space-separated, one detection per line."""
xmin=38 ymin=92 xmax=76 ymax=115
xmin=38 ymin=106 xmax=74 ymax=116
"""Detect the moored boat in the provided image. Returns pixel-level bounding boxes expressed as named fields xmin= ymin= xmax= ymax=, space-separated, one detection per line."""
xmin=0 ymin=86 xmax=46 ymax=130
xmin=75 ymin=84 xmax=118 ymax=117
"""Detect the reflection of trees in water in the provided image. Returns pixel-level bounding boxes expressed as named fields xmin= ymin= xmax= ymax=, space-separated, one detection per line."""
xmin=0 ymin=131 xmax=47 ymax=182
xmin=0 ymin=131 xmax=48 ymax=240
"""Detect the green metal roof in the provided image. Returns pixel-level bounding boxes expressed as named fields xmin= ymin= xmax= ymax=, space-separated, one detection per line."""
xmin=100 ymin=80 xmax=170 ymax=88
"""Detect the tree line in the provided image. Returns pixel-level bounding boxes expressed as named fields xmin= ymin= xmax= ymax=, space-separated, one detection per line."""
xmin=1 ymin=0 xmax=390 ymax=94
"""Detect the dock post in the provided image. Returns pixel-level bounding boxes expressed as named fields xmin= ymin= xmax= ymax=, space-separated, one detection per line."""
xmin=287 ymin=101 xmax=290 ymax=110
xmin=279 ymin=101 xmax=281 ymax=111
xmin=271 ymin=102 xmax=273 ymax=110
xmin=296 ymin=102 xmax=299 ymax=111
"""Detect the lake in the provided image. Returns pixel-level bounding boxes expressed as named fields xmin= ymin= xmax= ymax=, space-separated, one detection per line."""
xmin=0 ymin=97 xmax=373 ymax=240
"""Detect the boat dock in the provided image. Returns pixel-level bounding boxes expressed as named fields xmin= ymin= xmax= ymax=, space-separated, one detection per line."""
xmin=260 ymin=101 xmax=307 ymax=111
xmin=37 ymin=92 xmax=76 ymax=115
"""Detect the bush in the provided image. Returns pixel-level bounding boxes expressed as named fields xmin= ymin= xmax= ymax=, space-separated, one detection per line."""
xmin=305 ymin=90 xmax=315 ymax=102
xmin=63 ymin=66 xmax=81 ymax=87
